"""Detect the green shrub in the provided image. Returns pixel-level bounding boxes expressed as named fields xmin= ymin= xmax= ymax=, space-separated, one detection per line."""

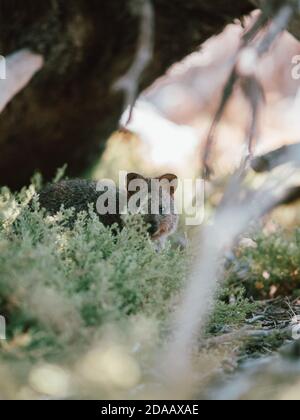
xmin=0 ymin=177 xmax=273 ymax=398
xmin=0 ymin=183 xmax=187 ymax=365
xmin=208 ymin=287 xmax=257 ymax=334
xmin=226 ymin=229 xmax=300 ymax=299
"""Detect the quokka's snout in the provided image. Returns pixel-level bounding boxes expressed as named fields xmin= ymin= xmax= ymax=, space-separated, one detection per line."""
xmin=126 ymin=172 xmax=179 ymax=245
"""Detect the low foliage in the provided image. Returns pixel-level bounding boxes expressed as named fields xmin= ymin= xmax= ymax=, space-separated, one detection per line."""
xmin=0 ymin=183 xmax=187 ymax=364
xmin=1 ymin=176 xmax=296 ymax=398
xmin=227 ymin=230 xmax=300 ymax=299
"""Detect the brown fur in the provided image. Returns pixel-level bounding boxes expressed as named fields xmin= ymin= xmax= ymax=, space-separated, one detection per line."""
xmin=37 ymin=173 xmax=179 ymax=250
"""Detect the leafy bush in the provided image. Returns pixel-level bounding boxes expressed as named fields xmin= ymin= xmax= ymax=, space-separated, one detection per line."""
xmin=226 ymin=229 xmax=300 ymax=299
xmin=208 ymin=287 xmax=257 ymax=335
xmin=0 ymin=176 xmax=274 ymax=399
xmin=0 ymin=182 xmax=187 ymax=366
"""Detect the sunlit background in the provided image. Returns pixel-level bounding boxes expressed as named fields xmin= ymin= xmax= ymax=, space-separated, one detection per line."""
xmin=95 ymin=12 xmax=300 ymax=179
xmin=92 ymin=11 xmax=300 ymax=231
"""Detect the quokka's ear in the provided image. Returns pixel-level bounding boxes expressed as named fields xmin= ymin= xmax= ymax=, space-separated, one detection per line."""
xmin=158 ymin=174 xmax=178 ymax=196
xmin=126 ymin=173 xmax=146 ymax=191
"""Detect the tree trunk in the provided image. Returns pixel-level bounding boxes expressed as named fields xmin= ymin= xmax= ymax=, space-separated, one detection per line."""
xmin=0 ymin=0 xmax=255 ymax=189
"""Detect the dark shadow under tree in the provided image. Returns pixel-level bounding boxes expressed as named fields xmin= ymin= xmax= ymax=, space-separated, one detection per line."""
xmin=0 ymin=0 xmax=259 ymax=188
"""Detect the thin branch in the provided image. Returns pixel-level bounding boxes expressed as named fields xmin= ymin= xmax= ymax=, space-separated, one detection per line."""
xmin=202 ymin=70 xmax=238 ymax=179
xmin=200 ymin=327 xmax=290 ymax=350
xmin=113 ymin=0 xmax=154 ymax=127
xmin=251 ymin=142 xmax=300 ymax=172
xmin=251 ymin=142 xmax=300 ymax=206
xmin=201 ymin=12 xmax=269 ymax=179
xmin=240 ymin=75 xmax=265 ymax=161
xmin=202 ymin=2 xmax=296 ymax=178
xmin=257 ymin=4 xmax=295 ymax=56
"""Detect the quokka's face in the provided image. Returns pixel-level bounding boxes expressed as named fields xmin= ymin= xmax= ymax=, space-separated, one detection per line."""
xmin=126 ymin=173 xmax=179 ymax=239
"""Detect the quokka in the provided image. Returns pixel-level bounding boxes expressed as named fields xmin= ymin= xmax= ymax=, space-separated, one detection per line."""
xmin=37 ymin=173 xmax=179 ymax=250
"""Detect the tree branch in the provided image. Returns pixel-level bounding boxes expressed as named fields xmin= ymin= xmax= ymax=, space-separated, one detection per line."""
xmin=113 ymin=0 xmax=154 ymax=127
xmin=0 ymin=50 xmax=44 ymax=114
xmin=202 ymin=1 xmax=297 ymax=178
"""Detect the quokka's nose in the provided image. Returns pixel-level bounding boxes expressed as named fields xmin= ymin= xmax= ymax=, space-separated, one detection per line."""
xmin=146 ymin=219 xmax=159 ymax=236
xmin=147 ymin=223 xmax=159 ymax=236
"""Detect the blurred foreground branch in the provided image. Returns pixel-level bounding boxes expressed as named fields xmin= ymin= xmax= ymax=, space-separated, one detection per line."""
xmin=160 ymin=149 xmax=300 ymax=395
xmin=0 ymin=50 xmax=44 ymax=113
